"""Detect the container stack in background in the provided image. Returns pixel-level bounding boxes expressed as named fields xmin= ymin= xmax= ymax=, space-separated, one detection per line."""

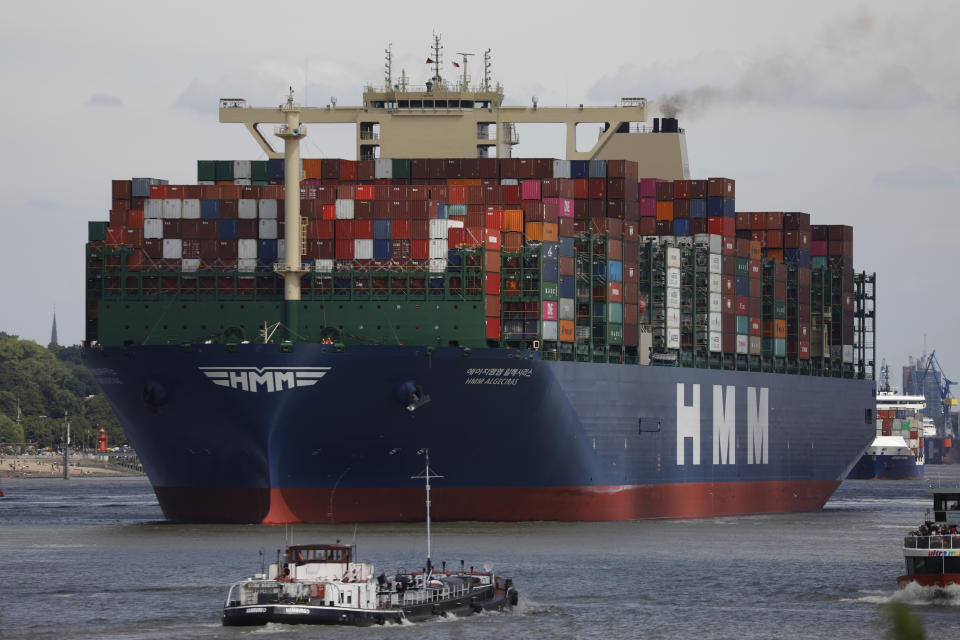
xmin=88 ymin=156 xmax=863 ymax=375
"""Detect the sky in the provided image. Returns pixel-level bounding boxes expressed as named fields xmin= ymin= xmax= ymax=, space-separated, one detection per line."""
xmin=1 ymin=0 xmax=958 ymax=386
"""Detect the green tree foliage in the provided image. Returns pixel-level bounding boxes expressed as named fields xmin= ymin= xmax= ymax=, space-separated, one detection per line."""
xmin=0 ymin=412 xmax=24 ymax=443
xmin=0 ymin=333 xmax=125 ymax=447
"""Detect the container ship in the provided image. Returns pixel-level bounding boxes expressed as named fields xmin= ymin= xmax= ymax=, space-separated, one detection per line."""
xmin=83 ymin=40 xmax=877 ymax=523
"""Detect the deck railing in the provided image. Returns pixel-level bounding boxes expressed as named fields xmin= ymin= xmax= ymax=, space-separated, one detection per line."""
xmin=903 ymin=535 xmax=960 ymax=549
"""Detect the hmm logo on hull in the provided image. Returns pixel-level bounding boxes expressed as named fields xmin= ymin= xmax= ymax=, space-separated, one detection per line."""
xmin=676 ymin=383 xmax=769 ymax=466
xmin=199 ymin=367 xmax=331 ymax=392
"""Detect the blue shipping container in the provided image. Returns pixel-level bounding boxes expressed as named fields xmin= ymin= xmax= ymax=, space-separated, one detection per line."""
xmin=707 ymin=197 xmax=724 ymax=217
xmin=736 ymin=315 xmax=749 ymax=334
xmin=723 ymin=197 xmax=736 ymax=218
xmin=258 ymin=239 xmax=278 ymax=263
xmin=558 ymin=237 xmax=575 ymax=257
xmin=218 ymin=219 xmax=239 ymax=239
xmin=373 ymin=220 xmax=392 ymax=239
xmin=608 ymin=260 xmax=623 ymax=282
xmin=588 ymin=159 xmax=607 ymax=178
xmin=268 ymin=159 xmax=285 ymax=180
xmin=373 ymin=239 xmax=392 ymax=259
xmin=673 ymin=219 xmax=690 ymax=236
xmin=201 ymin=199 xmax=220 ymax=219
xmin=436 ymin=202 xmax=446 ymax=219
xmin=447 ymin=250 xmax=463 ymax=266
xmin=735 ymin=276 xmax=749 ymax=296
xmin=689 ymin=198 xmax=707 ymax=219
xmin=570 ymin=160 xmax=589 ymax=179
xmin=542 ymin=260 xmax=559 ymax=282
xmin=559 ymin=276 xmax=575 ymax=298
xmin=542 ymin=241 xmax=558 ymax=261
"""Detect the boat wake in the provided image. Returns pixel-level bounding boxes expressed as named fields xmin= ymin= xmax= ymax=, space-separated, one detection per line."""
xmin=845 ymin=583 xmax=960 ymax=606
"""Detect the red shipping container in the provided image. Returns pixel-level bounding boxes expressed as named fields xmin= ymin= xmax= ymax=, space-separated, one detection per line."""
xmin=587 ymin=178 xmax=606 ymax=200
xmin=749 ymin=317 xmax=762 ymax=337
xmin=339 ymin=160 xmax=357 ymax=181
xmin=335 ymin=238 xmax=354 ymax=259
xmin=656 ymin=181 xmax=674 ymax=201
xmin=673 ymin=180 xmax=690 ymax=199
xmin=608 ymin=281 xmax=623 ymax=303
xmin=707 ymin=217 xmax=724 ymax=235
xmin=162 ymin=220 xmax=181 ymax=238
xmin=336 ymin=220 xmax=356 ymax=239
xmin=707 ymin=177 xmax=735 ymax=198
xmin=315 ymin=220 xmax=336 ymax=239
xmin=355 ymin=220 xmax=374 ymax=238
xmin=765 ymin=211 xmax=783 ymax=229
xmin=149 ymin=184 xmax=170 ymax=199
xmin=484 ymin=273 xmax=501 ymax=295
xmin=356 ymin=185 xmax=375 ymax=199
xmin=502 ymin=184 xmax=521 ymax=205
xmin=411 ymin=220 xmax=430 ymax=239
xmin=238 ymin=220 xmax=257 ymax=237
xmin=355 ymin=200 xmax=374 ymax=219
xmin=448 ymin=186 xmax=467 ymax=204
xmin=126 ymin=210 xmax=144 ymax=228
xmin=391 ymin=219 xmax=411 ymax=239
xmin=217 ymin=240 xmax=238 ymax=260
xmin=485 ymin=208 xmax=504 ymax=231
xmin=485 ymin=317 xmax=501 ymax=340
xmin=736 ymin=297 xmax=749 ymax=314
xmin=221 ymin=185 xmax=242 ymax=199
xmin=143 ymin=238 xmax=162 ymax=259
xmin=220 ymin=200 xmax=238 ymax=219
xmin=448 ymin=228 xmax=465 ymax=248
xmin=357 ymin=160 xmax=375 ymax=181
xmin=123 ymin=228 xmax=143 ymax=246
xmin=411 ymin=239 xmax=429 ymax=260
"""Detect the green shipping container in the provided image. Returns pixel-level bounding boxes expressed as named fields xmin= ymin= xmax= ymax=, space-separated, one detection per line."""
xmin=541 ymin=281 xmax=559 ymax=300
xmin=88 ymin=221 xmax=107 ymax=242
xmin=607 ymin=302 xmax=623 ymax=324
xmin=251 ymin=160 xmax=269 ymax=181
xmin=392 ymin=158 xmax=411 ymax=179
xmin=735 ymin=258 xmax=749 ymax=277
xmin=773 ymin=300 xmax=786 ymax=318
xmin=606 ymin=323 xmax=624 ymax=345
xmin=762 ymin=338 xmax=786 ymax=357
xmin=197 ymin=160 xmax=216 ymax=182
xmin=736 ymin=314 xmax=749 ymax=334
xmin=214 ymin=160 xmax=234 ymax=181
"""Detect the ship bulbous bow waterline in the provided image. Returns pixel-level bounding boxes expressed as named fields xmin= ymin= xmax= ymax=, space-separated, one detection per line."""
xmin=85 ymin=343 xmax=875 ymax=524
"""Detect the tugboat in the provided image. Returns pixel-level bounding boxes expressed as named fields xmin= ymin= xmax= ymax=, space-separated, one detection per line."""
xmin=222 ymin=450 xmax=518 ymax=626
xmin=899 ymin=489 xmax=960 ymax=588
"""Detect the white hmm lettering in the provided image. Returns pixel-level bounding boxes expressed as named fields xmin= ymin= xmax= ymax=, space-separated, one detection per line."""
xmin=274 ymin=371 xmax=295 ymax=391
xmin=248 ymin=371 xmax=274 ymax=393
xmin=747 ymin=387 xmax=769 ymax=464
xmin=676 ymin=383 xmax=701 ymax=465
xmin=713 ymin=385 xmax=736 ymax=465
xmin=229 ymin=370 xmax=248 ymax=391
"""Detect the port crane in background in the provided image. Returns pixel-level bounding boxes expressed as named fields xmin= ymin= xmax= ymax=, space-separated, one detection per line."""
xmin=908 ymin=350 xmax=956 ymax=431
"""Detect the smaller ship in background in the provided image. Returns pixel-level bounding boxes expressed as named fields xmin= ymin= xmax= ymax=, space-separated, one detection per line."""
xmin=848 ymin=361 xmax=925 ymax=480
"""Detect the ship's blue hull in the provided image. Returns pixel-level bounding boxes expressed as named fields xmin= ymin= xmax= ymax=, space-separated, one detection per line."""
xmin=85 ymin=344 xmax=875 ymax=523
xmin=847 ymin=454 xmax=924 ymax=480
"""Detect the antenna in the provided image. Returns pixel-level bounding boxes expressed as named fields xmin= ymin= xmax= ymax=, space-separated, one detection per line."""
xmin=455 ymin=52 xmax=474 ymax=90
xmin=411 ymin=448 xmax=443 ymax=576
xmin=430 ymin=33 xmax=443 ymax=87
xmin=483 ymin=49 xmax=492 ymax=92
xmin=384 ymin=43 xmax=393 ymax=88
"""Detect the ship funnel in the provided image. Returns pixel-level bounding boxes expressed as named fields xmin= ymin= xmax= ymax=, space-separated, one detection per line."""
xmin=662 ymin=117 xmax=679 ymax=133
xmin=653 ymin=117 xmax=660 ymax=133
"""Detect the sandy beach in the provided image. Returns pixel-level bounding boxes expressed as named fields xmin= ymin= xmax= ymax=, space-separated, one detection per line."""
xmin=2 ymin=455 xmax=142 ymax=478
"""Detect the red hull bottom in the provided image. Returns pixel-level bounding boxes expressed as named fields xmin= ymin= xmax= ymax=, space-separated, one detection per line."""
xmin=155 ymin=480 xmax=840 ymax=524
xmin=897 ymin=574 xmax=960 ymax=588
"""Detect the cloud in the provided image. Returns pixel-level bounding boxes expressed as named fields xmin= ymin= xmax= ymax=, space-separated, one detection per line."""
xmin=874 ymin=165 xmax=957 ymax=188
xmin=87 ymin=92 xmax=122 ymax=108
xmin=589 ymin=7 xmax=935 ymax=118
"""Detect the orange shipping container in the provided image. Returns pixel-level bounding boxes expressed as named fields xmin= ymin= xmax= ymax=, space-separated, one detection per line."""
xmin=504 ymin=210 xmax=524 ymax=232
xmin=485 ymin=294 xmax=500 ymax=317
xmin=302 ymin=159 xmax=323 ymax=179
xmin=525 ymin=222 xmax=544 ymax=241
xmin=485 ymin=250 xmax=500 ymax=272
xmin=542 ymin=222 xmax=559 ymax=242
xmin=502 ymin=231 xmax=523 ymax=251
xmin=656 ymin=201 xmax=674 ymax=221
xmin=558 ymin=320 xmax=575 ymax=342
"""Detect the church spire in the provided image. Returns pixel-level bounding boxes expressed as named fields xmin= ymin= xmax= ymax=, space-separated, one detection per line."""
xmin=50 ymin=306 xmax=58 ymax=346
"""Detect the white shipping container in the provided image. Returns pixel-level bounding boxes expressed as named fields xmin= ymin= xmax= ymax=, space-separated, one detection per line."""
xmin=258 ymin=199 xmax=278 ymax=219
xmin=238 ymin=258 xmax=257 ymax=272
xmin=666 ymin=267 xmax=681 ymax=288
xmin=709 ymin=311 xmax=722 ymax=332
xmin=162 ymin=239 xmax=182 ymax=259
xmin=233 ymin=160 xmax=251 ymax=180
xmin=736 ymin=334 xmax=749 ymax=355
xmin=182 ymin=199 xmax=200 ymax=219
xmin=143 ymin=218 xmax=163 ymax=239
xmin=843 ymin=345 xmax=854 ymax=363
xmin=666 ymin=287 xmax=681 ymax=309
xmin=259 ymin=219 xmax=278 ymax=239
xmin=162 ymin=198 xmax=182 ymax=219
xmin=541 ymin=320 xmax=558 ymax=341
xmin=197 ymin=180 xmax=215 ymax=186
xmin=238 ymin=239 xmax=258 ymax=259
xmin=181 ymin=258 xmax=200 ymax=272
xmin=575 ymin=326 xmax=591 ymax=340
xmin=666 ymin=307 xmax=680 ymax=328
xmin=709 ymin=331 xmax=722 ymax=353
xmin=429 ymin=219 xmax=448 ymax=239
xmin=675 ymin=235 xmax=693 ymax=248
xmin=428 ymin=258 xmax=447 ymax=273
xmin=354 ymin=239 xmax=373 ymax=260
xmin=335 ymin=198 xmax=355 ymax=219
xmin=429 ymin=239 xmax=447 ymax=259
xmin=749 ymin=336 xmax=762 ymax=356
xmin=447 ymin=219 xmax=464 ymax=229
xmin=314 ymin=259 xmax=334 ymax=273
xmin=666 ymin=247 xmax=680 ymax=268
xmin=375 ymin=158 xmax=393 ymax=179
xmin=666 ymin=328 xmax=681 ymax=350
xmin=709 ymin=254 xmax=722 ymax=274
xmin=709 ymin=292 xmax=722 ymax=313
xmin=144 ymin=199 xmax=163 ymax=219
xmin=238 ymin=199 xmax=258 ymax=219
xmin=709 ymin=273 xmax=722 ymax=292
xmin=233 ymin=178 xmax=251 ymax=186
xmin=500 ymin=178 xmax=519 ymax=186
xmin=559 ymin=298 xmax=575 ymax=321
xmin=552 ymin=160 xmax=571 ymax=179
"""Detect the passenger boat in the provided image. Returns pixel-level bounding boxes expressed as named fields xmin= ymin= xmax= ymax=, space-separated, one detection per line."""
xmin=899 ymin=489 xmax=960 ymax=588
xmin=222 ymin=450 xmax=518 ymax=626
